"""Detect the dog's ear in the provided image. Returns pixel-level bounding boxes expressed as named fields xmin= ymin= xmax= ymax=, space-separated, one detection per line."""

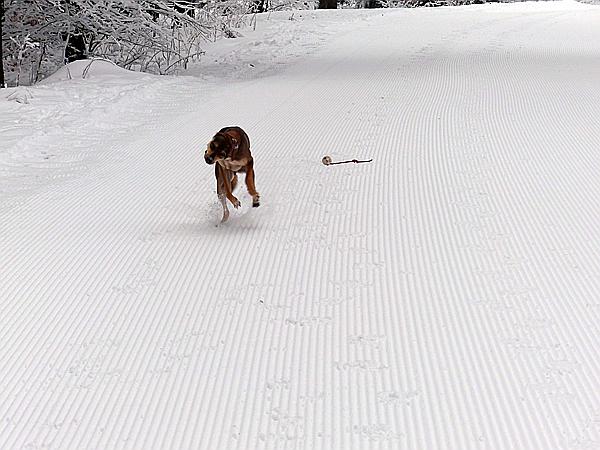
xmin=211 ymin=136 xmax=227 ymax=154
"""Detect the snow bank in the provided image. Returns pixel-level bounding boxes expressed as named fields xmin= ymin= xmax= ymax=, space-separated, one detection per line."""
xmin=39 ymin=59 xmax=151 ymax=85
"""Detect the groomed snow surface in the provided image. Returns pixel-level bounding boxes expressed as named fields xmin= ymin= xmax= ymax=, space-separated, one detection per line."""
xmin=2 ymin=1 xmax=600 ymax=448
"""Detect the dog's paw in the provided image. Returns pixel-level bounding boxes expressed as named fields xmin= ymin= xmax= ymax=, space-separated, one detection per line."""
xmin=231 ymin=197 xmax=241 ymax=209
xmin=252 ymin=200 xmax=260 ymax=208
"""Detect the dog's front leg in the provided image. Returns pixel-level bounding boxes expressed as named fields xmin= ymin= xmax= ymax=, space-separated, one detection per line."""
xmin=219 ymin=194 xmax=229 ymax=223
xmin=216 ymin=164 xmax=231 ymax=222
xmin=220 ymin=164 xmax=240 ymax=209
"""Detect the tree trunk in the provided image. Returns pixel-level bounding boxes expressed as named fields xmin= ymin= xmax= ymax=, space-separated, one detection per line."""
xmin=318 ymin=0 xmax=337 ymax=8
xmin=65 ymin=32 xmax=87 ymax=63
xmin=253 ymin=0 xmax=267 ymax=12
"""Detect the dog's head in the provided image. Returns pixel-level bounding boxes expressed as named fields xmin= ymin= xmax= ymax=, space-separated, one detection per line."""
xmin=204 ymin=132 xmax=235 ymax=165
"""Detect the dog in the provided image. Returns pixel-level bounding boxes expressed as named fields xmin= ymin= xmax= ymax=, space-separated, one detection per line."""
xmin=204 ymin=126 xmax=260 ymax=222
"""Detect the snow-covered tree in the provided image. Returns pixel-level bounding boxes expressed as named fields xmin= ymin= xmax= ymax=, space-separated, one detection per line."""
xmin=1 ymin=0 xmax=221 ymax=84
xmin=0 ymin=0 xmax=5 ymax=87
xmin=1 ymin=0 xmax=309 ymax=86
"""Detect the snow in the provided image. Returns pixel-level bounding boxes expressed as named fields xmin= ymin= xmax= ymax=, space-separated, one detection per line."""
xmin=2 ymin=1 xmax=600 ymax=448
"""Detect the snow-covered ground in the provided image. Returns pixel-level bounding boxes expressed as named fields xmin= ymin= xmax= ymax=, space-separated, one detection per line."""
xmin=2 ymin=1 xmax=600 ymax=448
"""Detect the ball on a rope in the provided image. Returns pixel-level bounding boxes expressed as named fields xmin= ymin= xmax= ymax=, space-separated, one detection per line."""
xmin=322 ymin=155 xmax=332 ymax=166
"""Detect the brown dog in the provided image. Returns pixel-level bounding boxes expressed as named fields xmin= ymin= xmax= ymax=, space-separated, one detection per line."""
xmin=204 ymin=126 xmax=260 ymax=222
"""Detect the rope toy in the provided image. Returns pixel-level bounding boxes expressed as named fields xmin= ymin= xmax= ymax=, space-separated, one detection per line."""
xmin=322 ymin=155 xmax=373 ymax=166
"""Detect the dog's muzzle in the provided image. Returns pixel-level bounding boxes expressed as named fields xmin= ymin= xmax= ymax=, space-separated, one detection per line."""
xmin=204 ymin=154 xmax=214 ymax=164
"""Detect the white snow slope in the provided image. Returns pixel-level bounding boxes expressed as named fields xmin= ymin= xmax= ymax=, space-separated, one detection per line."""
xmin=2 ymin=1 xmax=600 ymax=448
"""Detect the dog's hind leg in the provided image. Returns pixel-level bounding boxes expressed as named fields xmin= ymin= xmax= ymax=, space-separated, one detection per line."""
xmin=244 ymin=159 xmax=260 ymax=207
xmin=231 ymin=173 xmax=238 ymax=193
